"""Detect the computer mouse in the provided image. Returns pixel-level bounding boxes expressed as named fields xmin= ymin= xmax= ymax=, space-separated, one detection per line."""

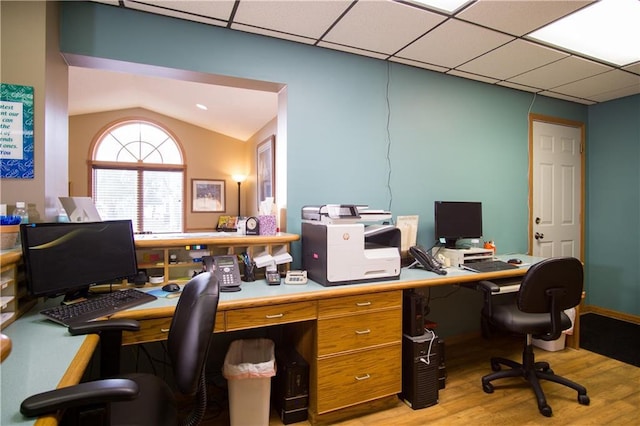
xmin=508 ymin=258 xmax=522 ymax=265
xmin=162 ymin=283 xmax=181 ymax=292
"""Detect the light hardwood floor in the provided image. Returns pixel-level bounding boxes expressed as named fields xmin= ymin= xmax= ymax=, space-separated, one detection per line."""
xmin=198 ymin=334 xmax=639 ymax=425
xmin=273 ymin=334 xmax=638 ymax=426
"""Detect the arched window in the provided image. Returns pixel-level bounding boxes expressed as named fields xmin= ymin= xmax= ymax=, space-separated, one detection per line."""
xmin=91 ymin=120 xmax=184 ymax=233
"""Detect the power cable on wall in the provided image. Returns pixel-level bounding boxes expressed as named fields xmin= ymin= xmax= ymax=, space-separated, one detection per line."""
xmin=385 ymin=61 xmax=393 ymax=216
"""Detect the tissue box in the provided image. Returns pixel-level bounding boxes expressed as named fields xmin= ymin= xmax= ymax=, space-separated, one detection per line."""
xmin=259 ymin=215 xmax=277 ymax=235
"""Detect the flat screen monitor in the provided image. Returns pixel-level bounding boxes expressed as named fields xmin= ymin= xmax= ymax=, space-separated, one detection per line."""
xmin=434 ymin=201 xmax=483 ymax=248
xmin=20 ymin=220 xmax=138 ymax=298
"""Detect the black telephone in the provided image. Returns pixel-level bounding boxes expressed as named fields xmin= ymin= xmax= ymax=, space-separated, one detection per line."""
xmin=202 ymin=255 xmax=242 ymax=292
xmin=409 ymin=245 xmax=447 ymax=275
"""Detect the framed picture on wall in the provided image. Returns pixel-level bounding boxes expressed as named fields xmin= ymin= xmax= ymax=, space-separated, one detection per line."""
xmin=256 ymin=135 xmax=275 ymax=205
xmin=192 ymin=179 xmax=225 ymax=212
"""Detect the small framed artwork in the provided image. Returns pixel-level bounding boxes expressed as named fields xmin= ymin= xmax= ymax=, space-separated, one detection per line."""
xmin=192 ymin=179 xmax=225 ymax=213
xmin=256 ymin=135 xmax=275 ymax=205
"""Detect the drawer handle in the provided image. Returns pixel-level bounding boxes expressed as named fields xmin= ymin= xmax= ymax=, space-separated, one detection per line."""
xmin=355 ymin=329 xmax=371 ymax=335
xmin=160 ymin=328 xmax=170 ymax=333
xmin=355 ymin=374 xmax=371 ymax=381
xmin=265 ymin=313 xmax=284 ymax=319
xmin=355 ymin=302 xmax=371 ymax=307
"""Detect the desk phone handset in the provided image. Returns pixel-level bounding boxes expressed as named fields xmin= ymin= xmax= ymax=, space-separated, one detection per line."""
xmin=203 ymin=255 xmax=242 ymax=292
xmin=409 ymin=245 xmax=447 ymax=275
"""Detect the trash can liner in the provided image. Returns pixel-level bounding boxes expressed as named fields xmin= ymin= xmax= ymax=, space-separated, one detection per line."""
xmin=223 ymin=338 xmax=276 ymax=380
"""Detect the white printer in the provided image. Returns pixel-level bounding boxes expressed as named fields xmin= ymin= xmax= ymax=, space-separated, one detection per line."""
xmin=301 ymin=204 xmax=401 ymax=286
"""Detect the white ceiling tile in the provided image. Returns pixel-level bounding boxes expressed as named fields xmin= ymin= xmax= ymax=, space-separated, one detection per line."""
xmin=496 ymin=81 xmax=540 ymax=94
xmin=389 ymin=57 xmax=449 ymax=72
xmin=553 ymin=70 xmax=640 ymax=101
xmin=538 ymin=91 xmax=595 ymax=105
xmin=446 ymin=70 xmax=499 ymax=84
xmin=457 ymin=39 xmax=568 ymax=81
xmin=508 ymin=56 xmax=612 ymax=90
xmin=124 ymin=0 xmax=235 ymax=24
xmin=316 ymin=41 xmax=389 ymax=60
xmin=92 ymin=0 xmax=120 ymax=5
xmin=623 ymin=62 xmax=640 ymax=74
xmin=323 ymin=0 xmax=446 ymax=55
xmin=232 ymin=0 xmax=351 ymax=39
xmin=456 ymin=0 xmax=595 ymax=36
xmin=395 ymin=19 xmax=514 ymax=68
xmin=231 ymin=23 xmax=317 ymax=45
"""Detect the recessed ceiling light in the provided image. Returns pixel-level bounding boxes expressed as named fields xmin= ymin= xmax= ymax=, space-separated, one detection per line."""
xmin=401 ymin=0 xmax=472 ymax=14
xmin=196 ymin=103 xmax=208 ymax=110
xmin=529 ymin=0 xmax=640 ymax=66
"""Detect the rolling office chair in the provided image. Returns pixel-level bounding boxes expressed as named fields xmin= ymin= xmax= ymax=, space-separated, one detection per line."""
xmin=20 ymin=271 xmax=220 ymax=426
xmin=479 ymin=257 xmax=589 ymax=417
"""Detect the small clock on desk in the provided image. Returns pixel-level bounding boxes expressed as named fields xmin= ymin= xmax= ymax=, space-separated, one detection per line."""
xmin=245 ymin=216 xmax=260 ymax=235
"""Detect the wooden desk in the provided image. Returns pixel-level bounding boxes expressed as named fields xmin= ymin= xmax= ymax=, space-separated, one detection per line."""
xmin=3 ymin=255 xmax=570 ymax=425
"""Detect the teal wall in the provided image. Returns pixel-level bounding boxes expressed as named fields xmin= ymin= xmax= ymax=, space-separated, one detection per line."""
xmin=586 ymin=95 xmax=640 ymax=316
xmin=60 ymin=2 xmax=640 ymax=333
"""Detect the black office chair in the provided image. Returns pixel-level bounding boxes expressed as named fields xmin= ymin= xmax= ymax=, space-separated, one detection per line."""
xmin=479 ymin=257 xmax=589 ymax=417
xmin=20 ymin=271 xmax=220 ymax=426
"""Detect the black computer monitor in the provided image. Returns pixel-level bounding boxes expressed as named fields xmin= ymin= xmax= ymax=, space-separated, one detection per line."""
xmin=20 ymin=220 xmax=138 ymax=299
xmin=434 ymin=201 xmax=483 ymax=248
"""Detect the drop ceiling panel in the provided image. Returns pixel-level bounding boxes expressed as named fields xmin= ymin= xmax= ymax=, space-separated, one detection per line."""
xmin=230 ymin=23 xmax=317 ymax=45
xmin=508 ymin=56 xmax=613 ymax=90
xmin=456 ymin=0 xmax=595 ymax=36
xmin=316 ymin=41 xmax=389 ymax=60
xmin=389 ymin=56 xmax=449 ymax=73
xmin=396 ymin=19 xmax=514 ymax=68
xmin=124 ymin=0 xmax=234 ymax=25
xmin=322 ymin=0 xmax=446 ymax=55
xmin=446 ymin=70 xmax=499 ymax=84
xmin=552 ymin=70 xmax=640 ymax=101
xmin=457 ymin=39 xmax=568 ymax=81
xmin=623 ymin=62 xmax=640 ymax=74
xmin=538 ymin=90 xmax=595 ymax=105
xmin=232 ymin=0 xmax=351 ymax=39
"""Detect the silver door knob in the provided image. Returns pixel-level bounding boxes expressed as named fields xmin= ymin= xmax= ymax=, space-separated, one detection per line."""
xmin=535 ymin=232 xmax=544 ymax=240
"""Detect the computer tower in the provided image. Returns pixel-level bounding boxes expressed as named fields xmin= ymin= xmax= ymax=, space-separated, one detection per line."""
xmin=403 ymin=289 xmax=425 ymax=337
xmin=401 ymin=331 xmax=440 ymax=410
xmin=437 ymin=337 xmax=447 ymax=389
xmin=272 ymin=349 xmax=309 ymax=424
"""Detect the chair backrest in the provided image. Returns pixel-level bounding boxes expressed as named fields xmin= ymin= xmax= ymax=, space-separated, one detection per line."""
xmin=518 ymin=257 xmax=583 ymax=314
xmin=167 ymin=271 xmax=219 ymax=395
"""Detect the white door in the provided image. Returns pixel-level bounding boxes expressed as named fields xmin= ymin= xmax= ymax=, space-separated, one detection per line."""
xmin=530 ymin=118 xmax=584 ymax=259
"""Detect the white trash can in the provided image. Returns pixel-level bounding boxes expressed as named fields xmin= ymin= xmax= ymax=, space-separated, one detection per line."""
xmin=223 ymin=338 xmax=276 ymax=426
xmin=532 ymin=307 xmax=576 ymax=352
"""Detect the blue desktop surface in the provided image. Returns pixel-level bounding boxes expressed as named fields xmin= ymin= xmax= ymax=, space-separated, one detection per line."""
xmin=1 ymin=254 xmax=541 ymax=425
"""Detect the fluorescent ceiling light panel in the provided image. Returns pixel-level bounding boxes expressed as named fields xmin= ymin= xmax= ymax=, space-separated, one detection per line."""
xmin=403 ymin=0 xmax=471 ymax=14
xmin=529 ymin=0 xmax=640 ymax=66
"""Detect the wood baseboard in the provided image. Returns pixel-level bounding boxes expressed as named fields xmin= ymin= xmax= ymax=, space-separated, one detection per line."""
xmin=582 ymin=305 xmax=640 ymax=325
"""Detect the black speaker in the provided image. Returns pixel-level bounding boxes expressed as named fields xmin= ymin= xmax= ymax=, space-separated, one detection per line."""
xmin=403 ymin=290 xmax=425 ymax=337
xmin=401 ymin=331 xmax=440 ymax=410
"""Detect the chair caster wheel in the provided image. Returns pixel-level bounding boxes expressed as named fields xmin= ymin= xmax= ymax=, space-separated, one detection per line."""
xmin=482 ymin=382 xmax=494 ymax=394
xmin=578 ymin=394 xmax=590 ymax=405
xmin=539 ymin=405 xmax=552 ymax=417
xmin=490 ymin=362 xmax=501 ymax=372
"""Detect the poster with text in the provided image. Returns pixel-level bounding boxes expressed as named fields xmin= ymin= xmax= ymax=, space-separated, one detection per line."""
xmin=1 ymin=83 xmax=34 ymax=178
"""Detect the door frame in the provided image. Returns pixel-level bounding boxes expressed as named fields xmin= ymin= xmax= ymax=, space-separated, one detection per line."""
xmin=528 ymin=113 xmax=586 ymax=260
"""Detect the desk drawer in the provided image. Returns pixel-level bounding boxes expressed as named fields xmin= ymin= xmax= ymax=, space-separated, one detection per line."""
xmin=316 ymin=344 xmax=401 ymax=413
xmin=226 ymin=301 xmax=316 ymax=331
xmin=122 ymin=311 xmax=224 ymax=345
xmin=317 ymin=309 xmax=401 ymax=356
xmin=318 ymin=291 xmax=401 ymax=318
